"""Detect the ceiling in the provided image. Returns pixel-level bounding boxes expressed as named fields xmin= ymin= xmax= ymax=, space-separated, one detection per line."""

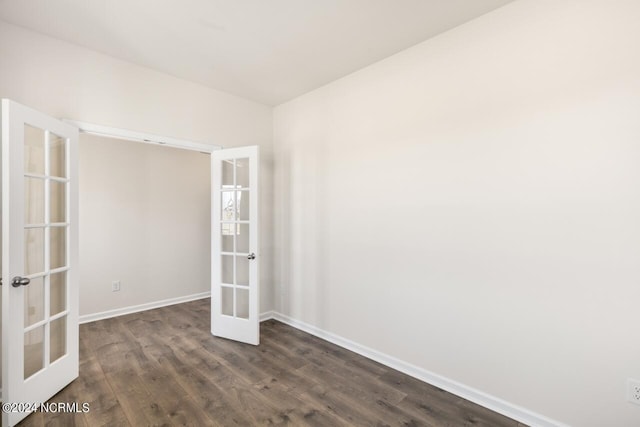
xmin=0 ymin=0 xmax=514 ymax=105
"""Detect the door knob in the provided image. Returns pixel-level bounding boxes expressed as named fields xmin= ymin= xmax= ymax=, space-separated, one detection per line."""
xmin=247 ymin=253 xmax=256 ymax=260
xmin=12 ymin=276 xmax=30 ymax=287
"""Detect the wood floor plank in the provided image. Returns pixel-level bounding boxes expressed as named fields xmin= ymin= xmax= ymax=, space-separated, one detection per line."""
xmin=14 ymin=411 xmax=43 ymax=427
xmin=254 ymin=378 xmax=350 ymax=427
xmin=258 ymin=331 xmax=310 ymax=370
xmin=380 ymin=369 xmax=519 ymax=427
xmin=133 ymin=331 xmax=251 ymax=426
xmin=299 ymin=383 xmax=391 ymax=427
xmin=214 ymin=375 xmax=291 ymax=425
xmin=296 ymin=366 xmax=419 ymax=426
xmin=72 ymin=356 xmax=130 ymax=427
xmin=145 ymin=333 xmax=234 ymax=384
xmin=196 ymin=337 xmax=273 ymax=385
xmin=261 ymin=325 xmax=352 ymax=371
xmin=140 ymin=367 xmax=214 ymax=426
xmin=17 ymin=299 xmax=524 ymax=427
xmin=298 ymin=362 xmax=406 ymax=405
xmin=42 ymin=379 xmax=91 ymax=427
xmin=104 ymin=369 xmax=172 ymax=427
xmin=160 ymin=356 xmax=252 ymax=426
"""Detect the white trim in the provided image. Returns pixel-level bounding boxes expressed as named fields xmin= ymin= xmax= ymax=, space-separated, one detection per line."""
xmin=271 ymin=312 xmax=568 ymax=427
xmin=260 ymin=311 xmax=275 ymax=322
xmin=79 ymin=293 xmax=276 ymax=325
xmin=63 ymin=120 xmax=222 ymax=153
xmin=79 ymin=292 xmax=212 ymax=324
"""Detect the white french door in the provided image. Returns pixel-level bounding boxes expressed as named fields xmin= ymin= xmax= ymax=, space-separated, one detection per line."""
xmin=2 ymin=99 xmax=79 ymax=427
xmin=211 ymin=146 xmax=259 ymax=345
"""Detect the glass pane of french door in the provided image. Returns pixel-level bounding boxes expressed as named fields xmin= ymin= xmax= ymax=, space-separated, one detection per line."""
xmin=23 ymin=125 xmax=69 ymax=380
xmin=219 ymin=158 xmax=251 ymax=318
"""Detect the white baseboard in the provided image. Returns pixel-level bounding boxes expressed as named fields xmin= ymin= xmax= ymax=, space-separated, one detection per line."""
xmin=79 ymin=292 xmax=212 ymax=324
xmin=271 ymin=312 xmax=567 ymax=427
xmin=80 ymin=295 xmax=276 ymax=325
xmin=260 ymin=311 xmax=275 ymax=322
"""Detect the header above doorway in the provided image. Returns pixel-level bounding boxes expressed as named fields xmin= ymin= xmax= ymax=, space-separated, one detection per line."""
xmin=63 ymin=120 xmax=221 ymax=153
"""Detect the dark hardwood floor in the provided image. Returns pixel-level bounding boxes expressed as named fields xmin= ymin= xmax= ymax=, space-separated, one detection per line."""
xmin=18 ymin=299 xmax=525 ymax=426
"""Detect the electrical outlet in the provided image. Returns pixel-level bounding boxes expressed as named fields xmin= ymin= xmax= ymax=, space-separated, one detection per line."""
xmin=628 ymin=378 xmax=640 ymax=405
xmin=111 ymin=280 xmax=121 ymax=292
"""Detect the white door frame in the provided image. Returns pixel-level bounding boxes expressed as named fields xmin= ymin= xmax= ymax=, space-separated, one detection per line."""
xmin=62 ymin=120 xmax=225 ymax=321
xmin=63 ymin=120 xmax=222 ymax=153
xmin=65 ymin=124 xmax=265 ymax=341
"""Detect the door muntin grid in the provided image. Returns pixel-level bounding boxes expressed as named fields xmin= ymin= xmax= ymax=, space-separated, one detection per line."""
xmin=219 ymin=158 xmax=251 ymax=320
xmin=23 ymin=125 xmax=70 ymax=380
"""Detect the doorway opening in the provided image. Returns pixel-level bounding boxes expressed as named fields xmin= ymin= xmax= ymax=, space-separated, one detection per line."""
xmin=77 ymin=132 xmax=212 ymax=320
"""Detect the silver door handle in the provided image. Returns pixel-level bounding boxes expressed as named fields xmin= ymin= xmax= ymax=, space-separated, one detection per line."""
xmin=247 ymin=253 xmax=256 ymax=260
xmin=12 ymin=276 xmax=30 ymax=287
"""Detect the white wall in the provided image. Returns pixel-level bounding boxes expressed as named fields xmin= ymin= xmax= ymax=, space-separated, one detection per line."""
xmin=273 ymin=1 xmax=640 ymax=426
xmin=0 ymin=21 xmax=275 ymax=314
